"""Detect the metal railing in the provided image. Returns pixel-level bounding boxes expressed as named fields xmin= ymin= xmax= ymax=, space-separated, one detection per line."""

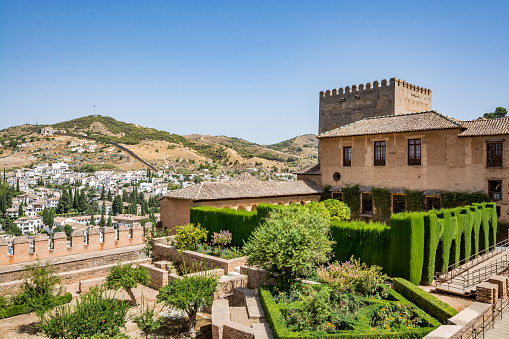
xmin=436 ymin=239 xmax=509 ymax=286
xmin=458 ymin=292 xmax=509 ymax=339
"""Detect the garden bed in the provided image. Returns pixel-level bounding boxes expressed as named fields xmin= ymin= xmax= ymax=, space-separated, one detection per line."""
xmin=152 ymin=242 xmax=247 ymax=275
xmin=260 ymin=284 xmax=440 ymax=338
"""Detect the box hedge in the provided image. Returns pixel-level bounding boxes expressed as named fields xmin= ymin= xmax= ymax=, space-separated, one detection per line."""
xmin=0 ymin=292 xmax=72 ymax=319
xmin=390 ymin=213 xmax=424 ymax=285
xmin=421 ymin=213 xmax=439 ymax=285
xmin=392 ymin=277 xmax=458 ymax=324
xmin=259 ymin=284 xmax=440 ymax=338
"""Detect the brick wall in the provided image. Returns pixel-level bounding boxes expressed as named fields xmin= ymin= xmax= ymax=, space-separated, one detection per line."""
xmin=0 ymin=224 xmax=148 ymax=266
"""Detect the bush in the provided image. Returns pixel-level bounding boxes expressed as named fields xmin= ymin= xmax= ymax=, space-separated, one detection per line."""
xmin=104 ymin=263 xmax=150 ymax=306
xmin=392 ymin=277 xmax=458 ymax=324
xmin=322 ymin=199 xmax=351 ymax=221
xmin=174 ymin=223 xmax=208 ymax=253
xmin=157 ymin=269 xmax=218 ymax=335
xmin=390 ymin=213 xmax=425 ymax=285
xmin=243 ymin=205 xmax=334 ymax=287
xmin=39 ymin=287 xmax=129 ymax=339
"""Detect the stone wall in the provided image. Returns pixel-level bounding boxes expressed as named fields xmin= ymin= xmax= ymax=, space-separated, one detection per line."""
xmin=153 ymin=242 xmax=247 ymax=274
xmin=319 ymin=78 xmax=432 ymax=134
xmin=0 ymin=224 xmax=148 ymax=266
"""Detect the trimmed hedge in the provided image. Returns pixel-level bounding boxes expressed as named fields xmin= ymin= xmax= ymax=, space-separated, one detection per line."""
xmin=0 ymin=292 xmax=72 ymax=319
xmin=421 ymin=213 xmax=439 ymax=285
xmin=190 ymin=204 xmax=279 ymax=247
xmin=390 ymin=213 xmax=424 ymax=285
xmin=330 ymin=221 xmax=391 ymax=273
xmin=392 ymin=278 xmax=458 ymax=324
xmin=259 ymin=285 xmax=440 ymax=338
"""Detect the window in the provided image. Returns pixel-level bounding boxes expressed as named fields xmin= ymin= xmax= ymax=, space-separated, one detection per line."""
xmin=425 ymin=197 xmax=441 ymax=211
xmin=374 ymin=141 xmax=386 ymax=166
xmin=343 ymin=147 xmax=351 ymax=166
xmin=361 ymin=193 xmax=373 ymax=215
xmin=408 ymin=139 xmax=421 ymax=165
xmin=392 ymin=195 xmax=406 ymax=214
xmin=488 ymin=180 xmax=502 ymax=201
xmin=487 ymin=142 xmax=503 ymax=168
xmin=331 ymin=192 xmax=343 ymax=201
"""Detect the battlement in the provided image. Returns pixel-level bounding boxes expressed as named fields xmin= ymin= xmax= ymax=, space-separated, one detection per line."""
xmin=320 ymin=78 xmax=431 ymax=101
xmin=0 ymin=224 xmax=148 ymax=266
xmin=318 ymin=77 xmax=432 ymax=134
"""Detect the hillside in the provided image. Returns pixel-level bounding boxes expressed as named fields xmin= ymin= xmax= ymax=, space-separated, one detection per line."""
xmin=0 ymin=116 xmax=318 ymax=172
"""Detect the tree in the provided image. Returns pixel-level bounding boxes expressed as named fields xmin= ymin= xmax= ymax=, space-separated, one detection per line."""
xmin=113 ymin=195 xmax=123 ymax=215
xmin=104 ymin=263 xmax=150 ymax=306
xmin=16 ymin=179 xmax=20 ymax=192
xmin=483 ymin=107 xmax=508 ymax=119
xmin=107 ymin=214 xmax=113 ymax=227
xmin=107 ymin=189 xmax=113 ymax=202
xmin=89 ymin=212 xmax=96 ymax=226
xmin=157 ymin=270 xmax=218 ymax=335
xmin=99 ymin=211 xmax=106 ymax=227
xmin=18 ymin=203 xmax=25 ymax=217
xmin=322 ymin=199 xmax=351 ymax=221
xmin=243 ymin=205 xmax=334 ymax=287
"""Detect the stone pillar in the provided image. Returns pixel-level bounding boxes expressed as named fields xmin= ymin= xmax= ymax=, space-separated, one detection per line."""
xmin=476 ymin=282 xmax=498 ymax=304
xmin=12 ymin=236 xmax=29 ymax=263
xmin=0 ymin=238 xmax=8 ymax=265
xmin=132 ymin=223 xmax=144 ymax=245
xmin=103 ymin=227 xmax=116 ymax=249
xmin=70 ymin=230 xmax=85 ymax=254
xmin=34 ymin=233 xmax=50 ymax=260
xmin=118 ymin=225 xmax=129 ymax=246
xmin=52 ymin=232 xmax=68 ymax=257
xmin=87 ymin=228 xmax=101 ymax=251
xmin=489 ymin=275 xmax=508 ymax=297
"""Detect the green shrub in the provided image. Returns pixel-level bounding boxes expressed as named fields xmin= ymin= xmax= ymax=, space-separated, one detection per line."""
xmin=434 ymin=210 xmax=455 ymax=273
xmin=372 ymin=188 xmax=391 ymax=224
xmin=330 ymin=220 xmax=391 ymax=272
xmin=322 ymin=199 xmax=351 ymax=221
xmin=39 ymin=287 xmax=129 ymax=339
xmin=405 ymin=190 xmax=424 ymax=211
xmin=390 ymin=213 xmax=424 ymax=285
xmin=421 ymin=213 xmax=439 ymax=285
xmin=342 ymin=185 xmax=360 ymax=219
xmin=392 ymin=277 xmax=458 ymax=324
xmin=243 ymin=205 xmax=334 ymax=287
xmin=104 ymin=263 xmax=150 ymax=306
xmin=174 ymin=223 xmax=208 ymax=253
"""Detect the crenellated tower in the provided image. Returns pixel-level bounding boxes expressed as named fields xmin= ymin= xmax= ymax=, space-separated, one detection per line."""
xmin=318 ymin=78 xmax=432 ymax=134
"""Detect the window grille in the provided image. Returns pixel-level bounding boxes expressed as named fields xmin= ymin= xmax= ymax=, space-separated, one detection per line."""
xmin=362 ymin=193 xmax=373 ymax=215
xmin=425 ymin=197 xmax=441 ymax=211
xmin=392 ymin=194 xmax=406 ymax=214
xmin=487 ymin=142 xmax=503 ymax=167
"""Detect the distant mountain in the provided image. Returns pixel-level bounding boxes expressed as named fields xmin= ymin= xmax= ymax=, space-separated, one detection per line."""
xmin=0 ymin=116 xmax=318 ymax=171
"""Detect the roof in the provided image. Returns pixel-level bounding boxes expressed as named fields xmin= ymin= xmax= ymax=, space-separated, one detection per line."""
xmin=459 ymin=117 xmax=509 ymax=137
xmin=317 ymin=111 xmax=462 ymax=138
xmin=160 ymin=180 xmax=322 ymax=201
xmin=295 ymin=163 xmax=321 ymax=175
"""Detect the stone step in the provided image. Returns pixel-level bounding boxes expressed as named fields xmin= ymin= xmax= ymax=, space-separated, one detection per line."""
xmin=228 ymin=271 xmax=241 ymax=277
xmin=234 ymin=266 xmax=241 ymax=274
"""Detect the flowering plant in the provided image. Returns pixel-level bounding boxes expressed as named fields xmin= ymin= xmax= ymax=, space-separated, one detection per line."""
xmin=211 ymin=230 xmax=232 ymax=248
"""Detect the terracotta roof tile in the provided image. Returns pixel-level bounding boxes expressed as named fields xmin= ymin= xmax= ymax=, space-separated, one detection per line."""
xmin=295 ymin=163 xmax=320 ymax=175
xmin=459 ymin=117 xmax=509 ymax=137
xmin=317 ymin=111 xmax=462 ymax=138
xmin=160 ymin=180 xmax=322 ymax=201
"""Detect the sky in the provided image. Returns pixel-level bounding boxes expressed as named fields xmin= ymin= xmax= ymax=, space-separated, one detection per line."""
xmin=0 ymin=1 xmax=508 ymax=145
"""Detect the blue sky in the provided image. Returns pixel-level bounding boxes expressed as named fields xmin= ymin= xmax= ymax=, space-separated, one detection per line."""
xmin=0 ymin=1 xmax=507 ymax=144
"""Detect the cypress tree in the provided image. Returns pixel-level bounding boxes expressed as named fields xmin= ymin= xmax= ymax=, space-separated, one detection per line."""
xmin=90 ymin=212 xmax=96 ymax=226
xmin=107 ymin=189 xmax=112 ymax=202
xmin=100 ymin=186 xmax=106 ymax=201
xmin=16 ymin=179 xmax=19 ymax=192
xmin=18 ymin=203 xmax=24 ymax=217
xmin=99 ymin=211 xmax=106 ymax=227
xmin=107 ymin=214 xmax=113 ymax=227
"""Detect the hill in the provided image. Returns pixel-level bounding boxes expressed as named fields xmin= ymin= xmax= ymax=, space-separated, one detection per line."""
xmin=0 ymin=116 xmax=318 ymax=172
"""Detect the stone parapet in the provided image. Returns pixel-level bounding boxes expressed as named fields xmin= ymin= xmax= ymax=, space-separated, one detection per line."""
xmin=476 ymin=282 xmax=498 ymax=304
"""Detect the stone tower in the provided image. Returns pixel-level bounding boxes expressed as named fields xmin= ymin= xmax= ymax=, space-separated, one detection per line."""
xmin=318 ymin=78 xmax=432 ymax=134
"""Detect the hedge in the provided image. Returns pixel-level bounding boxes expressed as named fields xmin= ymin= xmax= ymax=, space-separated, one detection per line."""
xmin=0 ymin=292 xmax=72 ymax=319
xmin=392 ymin=278 xmax=458 ymax=324
xmin=421 ymin=213 xmax=439 ymax=285
xmin=259 ymin=285 xmax=440 ymax=339
xmin=331 ymin=221 xmax=391 ymax=273
xmin=190 ymin=204 xmax=279 ymax=247
xmin=390 ymin=213 xmax=424 ymax=285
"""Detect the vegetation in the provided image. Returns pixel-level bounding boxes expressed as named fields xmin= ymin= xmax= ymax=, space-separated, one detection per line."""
xmin=157 ymin=268 xmax=219 ymax=335
xmin=483 ymin=106 xmax=507 ymax=119
xmin=132 ymin=294 xmax=163 ymax=339
xmin=104 ymin=263 xmax=150 ymax=306
xmin=39 ymin=286 xmax=129 ymax=339
xmin=174 ymin=223 xmax=208 ymax=253
xmin=243 ymin=205 xmax=334 ymax=287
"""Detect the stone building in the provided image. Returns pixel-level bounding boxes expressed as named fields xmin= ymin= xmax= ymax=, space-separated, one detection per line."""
xmin=319 ymin=78 xmax=432 ymax=134
xmin=158 ymin=173 xmax=322 ymax=231
xmin=310 ymin=110 xmax=509 ymax=222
